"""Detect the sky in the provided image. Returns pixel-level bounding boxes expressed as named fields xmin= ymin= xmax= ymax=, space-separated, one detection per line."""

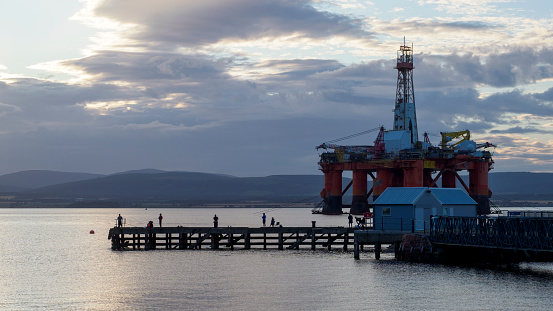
xmin=0 ymin=0 xmax=553 ymax=177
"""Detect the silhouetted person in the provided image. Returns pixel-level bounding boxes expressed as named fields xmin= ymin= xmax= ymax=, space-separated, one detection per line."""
xmin=270 ymin=217 xmax=275 ymax=227
xmin=213 ymin=214 xmax=219 ymax=228
xmin=158 ymin=213 xmax=163 ymax=227
xmin=262 ymin=213 xmax=266 ymax=227
xmin=117 ymin=214 xmax=123 ymax=227
xmin=348 ymin=213 xmax=353 ymax=228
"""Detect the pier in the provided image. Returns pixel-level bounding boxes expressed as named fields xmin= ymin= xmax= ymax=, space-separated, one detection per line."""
xmin=108 ymin=225 xmax=407 ymax=258
xmin=109 ymin=216 xmax=553 ymax=263
xmin=109 ymin=226 xmax=359 ymax=251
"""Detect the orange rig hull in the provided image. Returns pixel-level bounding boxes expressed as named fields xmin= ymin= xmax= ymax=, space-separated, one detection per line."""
xmin=319 ymin=155 xmax=492 ymax=215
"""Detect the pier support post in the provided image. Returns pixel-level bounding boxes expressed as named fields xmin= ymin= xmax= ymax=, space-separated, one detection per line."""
xmin=211 ymin=233 xmax=219 ymax=249
xmin=343 ymin=232 xmax=349 ymax=251
xmin=228 ymin=232 xmax=234 ymax=250
xmin=375 ymin=242 xmax=381 ymax=260
xmin=179 ymin=233 xmax=187 ymax=249
xmin=311 ymin=229 xmax=316 ymax=250
xmin=245 ymin=230 xmax=251 ymax=250
xmin=354 ymin=241 xmax=360 ymax=260
xmin=278 ymin=231 xmax=284 ymax=250
xmin=111 ymin=235 xmax=119 ymax=250
xmin=145 ymin=230 xmax=154 ymax=250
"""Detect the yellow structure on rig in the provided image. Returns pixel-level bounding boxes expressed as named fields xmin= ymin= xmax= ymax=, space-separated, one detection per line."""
xmin=440 ymin=130 xmax=470 ymax=149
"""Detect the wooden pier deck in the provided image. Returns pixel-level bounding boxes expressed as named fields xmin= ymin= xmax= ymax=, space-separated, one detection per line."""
xmin=108 ymin=226 xmax=361 ymax=252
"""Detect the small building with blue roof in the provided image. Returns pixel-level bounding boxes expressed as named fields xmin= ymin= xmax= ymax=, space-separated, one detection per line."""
xmin=372 ymin=187 xmax=477 ymax=231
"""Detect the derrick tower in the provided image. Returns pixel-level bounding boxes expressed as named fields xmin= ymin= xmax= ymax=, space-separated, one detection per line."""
xmin=317 ymin=41 xmax=495 ymax=216
xmin=394 ymin=41 xmax=418 ymax=147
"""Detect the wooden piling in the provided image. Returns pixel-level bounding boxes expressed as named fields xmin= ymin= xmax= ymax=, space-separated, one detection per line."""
xmin=311 ymin=229 xmax=316 ymax=250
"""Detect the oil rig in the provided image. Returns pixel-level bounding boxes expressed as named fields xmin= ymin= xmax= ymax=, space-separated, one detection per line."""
xmin=317 ymin=41 xmax=495 ymax=215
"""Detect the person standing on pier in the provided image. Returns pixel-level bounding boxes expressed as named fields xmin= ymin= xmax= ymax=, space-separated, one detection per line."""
xmin=117 ymin=214 xmax=123 ymax=227
xmin=158 ymin=213 xmax=163 ymax=227
xmin=213 ymin=214 xmax=219 ymax=228
xmin=262 ymin=213 xmax=266 ymax=227
xmin=348 ymin=213 xmax=353 ymax=228
xmin=270 ymin=217 xmax=275 ymax=227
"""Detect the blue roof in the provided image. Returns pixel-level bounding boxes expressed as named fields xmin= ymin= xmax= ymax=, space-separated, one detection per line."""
xmin=373 ymin=187 xmax=477 ymax=205
xmin=373 ymin=187 xmax=426 ymax=205
xmin=430 ymin=188 xmax=477 ymax=205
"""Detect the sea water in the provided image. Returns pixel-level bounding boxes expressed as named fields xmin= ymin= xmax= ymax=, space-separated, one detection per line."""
xmin=1 ymin=208 xmax=553 ymax=310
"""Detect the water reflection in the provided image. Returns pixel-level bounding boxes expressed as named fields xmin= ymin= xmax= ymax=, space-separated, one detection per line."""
xmin=1 ymin=208 xmax=553 ymax=310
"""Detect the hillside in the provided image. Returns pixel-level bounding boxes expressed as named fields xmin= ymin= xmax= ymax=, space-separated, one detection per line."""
xmin=0 ymin=170 xmax=104 ymax=189
xmin=1 ymin=170 xmax=553 ymax=205
xmin=24 ymin=172 xmax=332 ymax=202
xmin=488 ymin=172 xmax=553 ymax=195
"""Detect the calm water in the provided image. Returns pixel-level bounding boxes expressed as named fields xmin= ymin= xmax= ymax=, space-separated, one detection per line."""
xmin=2 ymin=208 xmax=553 ymax=310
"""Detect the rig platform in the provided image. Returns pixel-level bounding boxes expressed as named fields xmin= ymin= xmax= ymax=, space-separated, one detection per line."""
xmin=317 ymin=41 xmax=495 ymax=216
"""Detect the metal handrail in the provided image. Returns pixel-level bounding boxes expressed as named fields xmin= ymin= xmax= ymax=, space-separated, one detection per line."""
xmin=430 ymin=216 xmax=553 ymax=250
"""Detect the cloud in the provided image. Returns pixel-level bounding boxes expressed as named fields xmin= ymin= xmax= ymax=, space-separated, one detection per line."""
xmin=93 ymin=0 xmax=371 ymax=48
xmin=490 ymin=126 xmax=553 ymax=135
xmin=2 ymin=0 xmax=553 ymax=176
xmin=64 ymin=51 xmax=233 ymax=82
xmin=417 ymin=0 xmax=513 ymax=16
xmin=532 ymin=87 xmax=553 ymax=102
xmin=416 ymin=48 xmax=553 ymax=89
xmin=26 ymin=44 xmax=553 ymax=146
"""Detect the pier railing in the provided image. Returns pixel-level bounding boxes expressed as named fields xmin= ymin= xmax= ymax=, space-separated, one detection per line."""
xmin=108 ymin=226 xmax=358 ymax=251
xmin=430 ymin=216 xmax=553 ymax=250
xmin=369 ymin=217 xmax=430 ymax=233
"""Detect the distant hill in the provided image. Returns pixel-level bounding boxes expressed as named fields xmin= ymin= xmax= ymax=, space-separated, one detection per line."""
xmin=0 ymin=170 xmax=104 ymax=190
xmin=0 ymin=184 xmax=29 ymax=193
xmin=1 ymin=170 xmax=553 ymax=204
xmin=25 ymin=172 xmax=330 ymax=202
xmin=109 ymin=169 xmax=167 ymax=175
xmin=488 ymin=172 xmax=553 ymax=195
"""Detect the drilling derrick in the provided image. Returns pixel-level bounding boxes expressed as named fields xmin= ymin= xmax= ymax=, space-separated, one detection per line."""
xmin=317 ymin=40 xmax=495 ymax=216
xmin=394 ymin=41 xmax=418 ymax=147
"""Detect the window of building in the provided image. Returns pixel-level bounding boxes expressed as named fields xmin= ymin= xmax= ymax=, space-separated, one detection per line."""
xmin=382 ymin=207 xmax=391 ymax=216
